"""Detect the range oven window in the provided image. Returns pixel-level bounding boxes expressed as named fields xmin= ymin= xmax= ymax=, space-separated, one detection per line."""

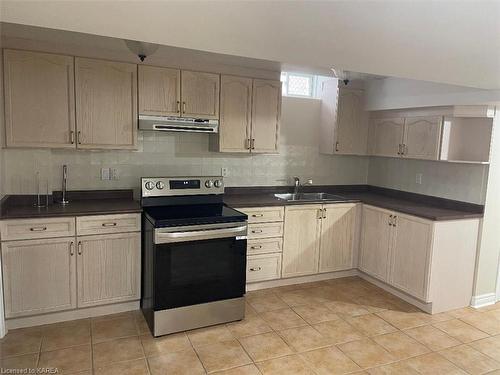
xmin=154 ymin=237 xmax=246 ymax=310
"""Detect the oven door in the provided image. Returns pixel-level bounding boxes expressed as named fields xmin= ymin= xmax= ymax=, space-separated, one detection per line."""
xmin=153 ymin=222 xmax=247 ymax=310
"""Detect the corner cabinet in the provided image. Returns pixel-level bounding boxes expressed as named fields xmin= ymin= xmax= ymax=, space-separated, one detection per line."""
xmin=75 ymin=58 xmax=138 ymax=149
xmin=3 ymin=49 xmax=76 ymax=148
xmin=282 ymin=203 xmax=358 ymax=278
xmin=214 ymin=76 xmax=281 ymax=153
xmin=319 ymin=82 xmax=369 ymax=156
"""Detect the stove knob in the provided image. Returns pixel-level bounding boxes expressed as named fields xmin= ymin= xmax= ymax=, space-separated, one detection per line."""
xmin=214 ymin=179 xmax=223 ymax=188
xmin=156 ymin=181 xmax=165 ymax=190
xmin=145 ymin=181 xmax=155 ymax=190
xmin=205 ymin=180 xmax=213 ymax=188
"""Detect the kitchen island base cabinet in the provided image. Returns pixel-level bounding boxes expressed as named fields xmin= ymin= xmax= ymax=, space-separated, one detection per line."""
xmin=1 ymin=238 xmax=76 ymax=318
xmin=77 ymin=232 xmax=141 ymax=308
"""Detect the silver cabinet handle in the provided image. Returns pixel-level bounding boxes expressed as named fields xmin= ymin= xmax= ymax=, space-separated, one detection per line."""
xmin=322 ymin=208 xmax=327 ymax=219
xmin=245 ymin=139 xmax=251 ymax=150
xmin=176 ymin=100 xmax=180 ymax=113
xmin=403 ymin=144 xmax=407 ymax=155
xmin=252 ymin=214 xmax=264 ymax=218
xmin=393 ymin=216 xmax=397 ymax=227
xmin=30 ymin=226 xmax=47 ymax=232
xmin=77 ymin=241 xmax=82 ymax=255
xmin=102 ymin=222 xmax=117 ymax=227
xmin=389 ymin=215 xmax=393 ymax=226
xmin=250 ymin=245 xmax=263 ymax=250
xmin=251 ymin=229 xmax=263 ymax=234
xmin=335 ymin=142 xmax=340 ymax=152
xmin=77 ymin=131 xmax=82 ymax=145
xmin=251 ymin=139 xmax=255 ymax=150
xmin=70 ymin=131 xmax=75 ymax=144
xmin=182 ymin=101 xmax=186 ymax=113
xmin=69 ymin=241 xmax=74 ymax=256
xmin=397 ymin=144 xmax=402 ymax=155
xmin=249 ymin=267 xmax=262 ymax=272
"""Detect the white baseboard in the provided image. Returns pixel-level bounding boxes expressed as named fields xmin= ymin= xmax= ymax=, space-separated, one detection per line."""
xmin=6 ymin=301 xmax=140 ymax=330
xmin=246 ymin=269 xmax=357 ymax=291
xmin=471 ymin=293 xmax=497 ymax=309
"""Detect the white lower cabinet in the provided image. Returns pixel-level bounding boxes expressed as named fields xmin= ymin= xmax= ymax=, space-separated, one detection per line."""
xmin=282 ymin=203 xmax=358 ymax=278
xmin=360 ymin=205 xmax=433 ymax=302
xmin=77 ymin=232 xmax=141 ymax=308
xmin=0 ymin=214 xmax=141 ymax=319
xmin=247 ymin=253 xmax=282 ymax=283
xmin=1 ymin=237 xmax=77 ymax=318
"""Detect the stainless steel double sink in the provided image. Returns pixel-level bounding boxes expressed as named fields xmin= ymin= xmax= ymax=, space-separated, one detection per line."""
xmin=274 ymin=192 xmax=348 ymax=202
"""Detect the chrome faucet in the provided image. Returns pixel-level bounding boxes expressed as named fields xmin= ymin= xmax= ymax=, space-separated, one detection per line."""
xmin=60 ymin=165 xmax=69 ymax=205
xmin=293 ymin=176 xmax=300 ymax=194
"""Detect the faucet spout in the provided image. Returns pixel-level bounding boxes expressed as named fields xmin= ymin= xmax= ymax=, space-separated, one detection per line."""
xmin=293 ymin=176 xmax=300 ymax=195
xmin=60 ymin=165 xmax=70 ymax=205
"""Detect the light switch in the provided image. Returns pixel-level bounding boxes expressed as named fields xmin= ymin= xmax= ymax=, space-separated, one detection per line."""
xmin=416 ymin=173 xmax=423 ymax=184
xmin=221 ymin=167 xmax=229 ymax=177
xmin=100 ymin=168 xmax=110 ymax=180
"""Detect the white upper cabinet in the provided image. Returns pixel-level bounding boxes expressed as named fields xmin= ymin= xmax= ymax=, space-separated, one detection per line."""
xmin=251 ymin=79 xmax=281 ymax=153
xmin=319 ymin=79 xmax=339 ymax=154
xmin=403 ymin=116 xmax=442 ymax=160
xmin=3 ymin=49 xmax=76 ymax=148
xmin=369 ymin=117 xmax=405 ymax=157
xmin=218 ymin=75 xmax=253 ymax=152
xmin=336 ymin=88 xmax=369 ymax=155
xmin=319 ymin=82 xmax=369 ymax=155
xmin=138 ymin=65 xmax=181 ymax=116
xmin=75 ymin=58 xmax=138 ymax=149
xmin=181 ymin=70 xmax=220 ymax=119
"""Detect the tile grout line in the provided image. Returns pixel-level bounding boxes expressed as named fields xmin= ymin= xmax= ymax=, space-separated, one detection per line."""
xmin=134 ymin=314 xmax=152 ymax=375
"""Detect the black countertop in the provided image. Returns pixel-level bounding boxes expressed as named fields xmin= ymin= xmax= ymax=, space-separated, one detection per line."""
xmin=224 ymin=185 xmax=484 ymax=221
xmin=0 ymin=190 xmax=141 ymax=219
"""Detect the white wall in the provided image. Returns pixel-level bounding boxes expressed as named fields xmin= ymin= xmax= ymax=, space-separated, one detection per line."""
xmin=1 ymin=2 xmax=499 ymax=89
xmin=365 ymin=77 xmax=500 ymax=111
xmin=368 ymin=158 xmax=488 ymax=205
xmin=1 ymin=97 xmax=369 ymax=197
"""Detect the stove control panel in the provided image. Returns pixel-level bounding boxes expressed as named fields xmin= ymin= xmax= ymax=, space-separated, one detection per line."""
xmin=141 ymin=176 xmax=224 ymax=197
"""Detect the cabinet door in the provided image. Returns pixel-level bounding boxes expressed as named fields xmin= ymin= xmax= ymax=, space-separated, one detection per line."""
xmin=389 ymin=214 xmax=433 ymax=300
xmin=318 ymin=79 xmax=339 ymax=154
xmin=77 ymin=232 xmax=140 ymax=308
xmin=75 ymin=58 xmax=137 ymax=149
xmin=3 ymin=49 xmax=76 ymax=148
xmin=138 ymin=65 xmax=181 ymax=116
xmin=336 ymin=88 xmax=368 ymax=155
xmin=1 ymin=238 xmax=76 ymax=318
xmin=319 ymin=204 xmax=357 ymax=273
xmin=181 ymin=70 xmax=220 ymax=119
xmin=370 ymin=118 xmax=404 ymax=157
xmin=282 ymin=205 xmax=321 ymax=277
xmin=403 ymin=116 xmax=442 ymax=160
xmin=218 ymin=75 xmax=252 ymax=152
xmin=251 ymin=79 xmax=281 ymax=153
xmin=359 ymin=205 xmax=392 ymax=281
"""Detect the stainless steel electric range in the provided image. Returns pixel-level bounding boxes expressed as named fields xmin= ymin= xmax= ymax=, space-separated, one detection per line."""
xmin=140 ymin=176 xmax=248 ymax=337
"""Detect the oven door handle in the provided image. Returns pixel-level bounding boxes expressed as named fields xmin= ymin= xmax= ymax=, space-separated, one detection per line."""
xmin=155 ymin=225 xmax=248 ymax=244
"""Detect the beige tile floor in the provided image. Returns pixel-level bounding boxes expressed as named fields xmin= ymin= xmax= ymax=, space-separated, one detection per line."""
xmin=1 ymin=276 xmax=500 ymax=374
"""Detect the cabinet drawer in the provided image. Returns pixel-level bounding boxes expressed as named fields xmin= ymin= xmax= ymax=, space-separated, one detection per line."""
xmin=239 ymin=207 xmax=284 ymax=223
xmin=248 ymin=238 xmax=283 ymax=255
xmin=0 ymin=217 xmax=76 ymax=241
xmin=76 ymin=213 xmax=140 ymax=235
xmin=247 ymin=253 xmax=282 ymax=283
xmin=248 ymin=222 xmax=283 ymax=239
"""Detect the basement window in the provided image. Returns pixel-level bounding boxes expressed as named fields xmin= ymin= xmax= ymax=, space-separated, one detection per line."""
xmin=281 ymin=72 xmax=331 ymax=99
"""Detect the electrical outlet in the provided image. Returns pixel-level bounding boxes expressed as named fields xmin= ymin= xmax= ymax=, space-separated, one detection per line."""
xmin=416 ymin=173 xmax=423 ymax=185
xmin=110 ymin=168 xmax=119 ymax=180
xmin=100 ymin=168 xmax=110 ymax=180
xmin=221 ymin=167 xmax=229 ymax=177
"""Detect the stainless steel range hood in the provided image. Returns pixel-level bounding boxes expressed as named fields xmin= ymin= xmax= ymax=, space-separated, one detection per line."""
xmin=139 ymin=115 xmax=219 ymax=133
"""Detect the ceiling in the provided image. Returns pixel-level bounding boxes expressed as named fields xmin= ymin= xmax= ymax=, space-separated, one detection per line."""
xmin=1 ymin=1 xmax=499 ymax=89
